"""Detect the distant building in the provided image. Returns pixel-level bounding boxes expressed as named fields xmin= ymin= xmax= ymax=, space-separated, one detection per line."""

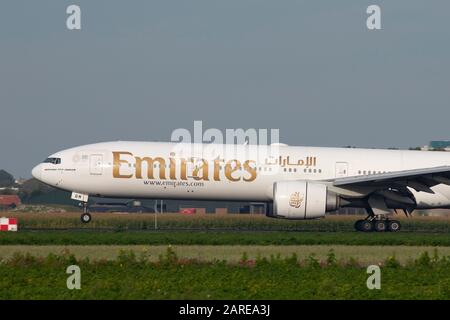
xmin=0 ymin=187 xmax=19 ymax=192
xmin=0 ymin=195 xmax=21 ymax=209
xmin=15 ymin=178 xmax=27 ymax=185
xmin=88 ymin=198 xmax=259 ymax=214
xmin=429 ymin=141 xmax=450 ymax=150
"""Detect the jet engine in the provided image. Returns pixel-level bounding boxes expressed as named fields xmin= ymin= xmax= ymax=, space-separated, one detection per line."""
xmin=269 ymin=181 xmax=339 ymax=219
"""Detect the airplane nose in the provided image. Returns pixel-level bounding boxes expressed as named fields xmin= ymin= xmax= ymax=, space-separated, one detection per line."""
xmin=31 ymin=164 xmax=42 ymax=181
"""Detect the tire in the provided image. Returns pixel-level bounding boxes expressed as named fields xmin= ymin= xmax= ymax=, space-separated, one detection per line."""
xmin=81 ymin=213 xmax=92 ymax=223
xmin=354 ymin=220 xmax=364 ymax=231
xmin=388 ymin=220 xmax=401 ymax=232
xmin=374 ymin=220 xmax=387 ymax=232
xmin=360 ymin=220 xmax=374 ymax=232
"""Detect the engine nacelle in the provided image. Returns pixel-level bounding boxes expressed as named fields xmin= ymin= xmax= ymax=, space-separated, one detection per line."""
xmin=269 ymin=181 xmax=339 ymax=219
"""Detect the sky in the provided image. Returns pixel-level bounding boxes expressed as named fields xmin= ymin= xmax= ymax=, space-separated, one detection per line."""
xmin=1 ymin=1 xmax=449 ymax=178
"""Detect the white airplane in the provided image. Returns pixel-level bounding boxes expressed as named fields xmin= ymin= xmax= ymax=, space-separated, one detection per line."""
xmin=31 ymin=141 xmax=450 ymax=232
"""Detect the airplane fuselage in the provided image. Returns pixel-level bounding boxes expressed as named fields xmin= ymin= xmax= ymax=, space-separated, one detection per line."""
xmin=31 ymin=141 xmax=450 ymax=210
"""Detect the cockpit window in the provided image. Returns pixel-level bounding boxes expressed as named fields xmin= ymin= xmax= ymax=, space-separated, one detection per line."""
xmin=43 ymin=157 xmax=61 ymax=164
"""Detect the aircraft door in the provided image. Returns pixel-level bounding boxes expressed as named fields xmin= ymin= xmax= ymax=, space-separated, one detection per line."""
xmin=90 ymin=154 xmax=103 ymax=175
xmin=335 ymin=162 xmax=348 ymax=178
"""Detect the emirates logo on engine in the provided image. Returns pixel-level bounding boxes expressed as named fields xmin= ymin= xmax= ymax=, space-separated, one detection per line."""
xmin=289 ymin=192 xmax=304 ymax=208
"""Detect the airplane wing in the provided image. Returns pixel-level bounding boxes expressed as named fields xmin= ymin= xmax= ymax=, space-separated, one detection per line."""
xmin=331 ymin=166 xmax=450 ymax=216
xmin=333 ymin=166 xmax=450 ymax=193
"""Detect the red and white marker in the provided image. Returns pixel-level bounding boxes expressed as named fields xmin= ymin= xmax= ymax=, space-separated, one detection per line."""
xmin=0 ymin=217 xmax=18 ymax=232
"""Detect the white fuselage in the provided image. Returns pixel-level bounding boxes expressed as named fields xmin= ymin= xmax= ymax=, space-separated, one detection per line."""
xmin=31 ymin=141 xmax=450 ymax=209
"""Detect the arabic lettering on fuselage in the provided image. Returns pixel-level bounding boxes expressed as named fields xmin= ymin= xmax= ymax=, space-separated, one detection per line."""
xmin=264 ymin=156 xmax=317 ymax=167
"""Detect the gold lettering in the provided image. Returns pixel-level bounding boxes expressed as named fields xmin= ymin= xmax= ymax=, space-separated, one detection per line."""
xmin=113 ymin=151 xmax=133 ymax=178
xmin=192 ymin=159 xmax=209 ymax=181
xmin=243 ymin=160 xmax=257 ymax=182
xmin=225 ymin=159 xmax=241 ymax=182
xmin=135 ymin=156 xmax=166 ymax=179
xmin=213 ymin=158 xmax=224 ymax=181
xmin=169 ymin=157 xmax=177 ymax=180
xmin=180 ymin=158 xmax=188 ymax=180
xmin=114 ymin=151 xmax=260 ymax=183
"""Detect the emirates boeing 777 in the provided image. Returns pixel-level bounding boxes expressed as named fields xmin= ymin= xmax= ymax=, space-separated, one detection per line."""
xmin=31 ymin=141 xmax=450 ymax=232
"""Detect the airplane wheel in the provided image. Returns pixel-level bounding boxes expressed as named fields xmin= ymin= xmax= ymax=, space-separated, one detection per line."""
xmin=388 ymin=220 xmax=401 ymax=232
xmin=354 ymin=220 xmax=364 ymax=231
xmin=81 ymin=213 xmax=92 ymax=223
xmin=374 ymin=220 xmax=387 ymax=232
xmin=360 ymin=220 xmax=374 ymax=232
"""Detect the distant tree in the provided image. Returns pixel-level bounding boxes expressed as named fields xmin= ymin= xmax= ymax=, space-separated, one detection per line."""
xmin=0 ymin=170 xmax=15 ymax=187
xmin=18 ymin=178 xmax=73 ymax=205
xmin=18 ymin=178 xmax=54 ymax=202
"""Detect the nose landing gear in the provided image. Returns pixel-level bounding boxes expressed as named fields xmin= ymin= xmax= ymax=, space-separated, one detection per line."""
xmin=80 ymin=202 xmax=92 ymax=224
xmin=72 ymin=192 xmax=92 ymax=224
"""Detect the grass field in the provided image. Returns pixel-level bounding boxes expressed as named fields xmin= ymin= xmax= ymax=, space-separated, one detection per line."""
xmin=2 ymin=230 xmax=450 ymax=246
xmin=1 ymin=249 xmax=450 ymax=299
xmin=4 ymin=211 xmax=450 ymax=232
xmin=1 ymin=244 xmax=450 ymax=265
xmin=1 ymin=212 xmax=450 ymax=299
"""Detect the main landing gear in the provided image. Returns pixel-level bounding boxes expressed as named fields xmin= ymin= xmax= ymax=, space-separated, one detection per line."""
xmin=80 ymin=202 xmax=92 ymax=224
xmin=353 ymin=194 xmax=408 ymax=232
xmin=354 ymin=216 xmax=401 ymax=232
